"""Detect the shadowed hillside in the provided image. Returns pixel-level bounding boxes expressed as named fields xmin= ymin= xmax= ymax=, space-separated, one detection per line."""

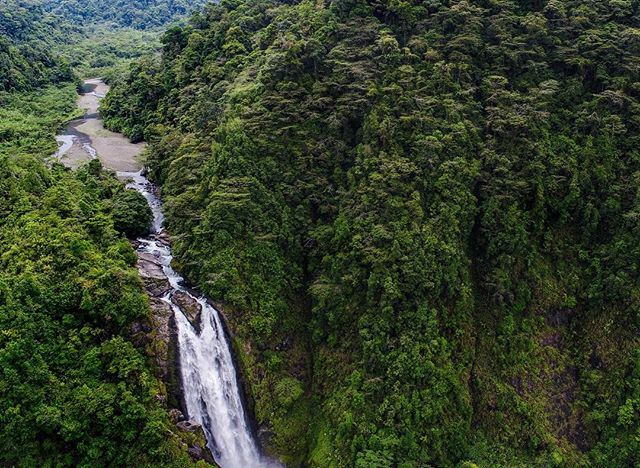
xmin=103 ymin=0 xmax=640 ymax=465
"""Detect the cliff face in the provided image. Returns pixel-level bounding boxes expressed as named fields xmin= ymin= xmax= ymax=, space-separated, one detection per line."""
xmin=104 ymin=0 xmax=640 ymax=466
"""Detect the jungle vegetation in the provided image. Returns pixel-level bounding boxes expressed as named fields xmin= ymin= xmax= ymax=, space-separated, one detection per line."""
xmin=41 ymin=0 xmax=210 ymax=30
xmin=0 ymin=155 xmax=198 ymax=466
xmin=1 ymin=0 xmax=208 ymax=83
xmin=0 ymin=0 xmax=74 ymax=91
xmin=103 ymin=0 xmax=640 ymax=466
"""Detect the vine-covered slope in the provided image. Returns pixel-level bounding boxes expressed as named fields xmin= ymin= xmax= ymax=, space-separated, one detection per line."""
xmin=104 ymin=0 xmax=640 ymax=466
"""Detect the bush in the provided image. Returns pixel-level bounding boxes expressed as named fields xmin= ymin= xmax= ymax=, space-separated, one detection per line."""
xmin=112 ymin=189 xmax=153 ymax=237
xmin=274 ymin=377 xmax=304 ymax=407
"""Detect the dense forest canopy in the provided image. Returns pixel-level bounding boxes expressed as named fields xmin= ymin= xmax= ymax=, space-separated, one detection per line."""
xmin=103 ymin=0 xmax=640 ymax=466
xmin=0 ymin=0 xmax=74 ymax=91
xmin=41 ymin=0 xmax=211 ymax=29
xmin=0 ymin=0 xmax=209 ymax=83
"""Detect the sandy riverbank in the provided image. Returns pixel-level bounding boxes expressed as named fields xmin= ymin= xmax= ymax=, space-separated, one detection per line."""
xmin=55 ymin=78 xmax=144 ymax=172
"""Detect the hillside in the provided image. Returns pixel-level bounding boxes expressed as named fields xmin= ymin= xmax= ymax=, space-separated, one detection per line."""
xmin=1 ymin=0 xmax=211 ymax=83
xmin=103 ymin=0 xmax=640 ymax=466
xmin=41 ymin=0 xmax=210 ymax=29
xmin=0 ymin=0 xmax=74 ymax=91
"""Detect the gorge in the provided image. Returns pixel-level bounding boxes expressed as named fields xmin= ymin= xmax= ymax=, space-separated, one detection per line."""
xmin=54 ymin=79 xmax=274 ymax=468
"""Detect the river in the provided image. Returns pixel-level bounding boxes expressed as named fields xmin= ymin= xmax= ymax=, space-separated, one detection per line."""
xmin=54 ymin=80 xmax=277 ymax=468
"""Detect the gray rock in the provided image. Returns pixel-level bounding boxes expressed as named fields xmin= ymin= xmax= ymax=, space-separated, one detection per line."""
xmin=187 ymin=444 xmax=209 ymax=462
xmin=258 ymin=425 xmax=275 ymax=451
xmin=144 ymin=277 xmax=171 ymax=297
xmin=156 ymin=230 xmax=172 ymax=246
xmin=169 ymin=408 xmax=185 ymax=423
xmin=136 ymin=252 xmax=170 ymax=297
xmin=177 ymin=420 xmax=201 ymax=432
xmin=137 ymin=252 xmax=163 ymax=265
xmin=188 ymin=442 xmax=216 ymax=464
xmin=172 ymin=290 xmax=202 ymax=332
xmin=130 ymin=322 xmax=143 ymax=334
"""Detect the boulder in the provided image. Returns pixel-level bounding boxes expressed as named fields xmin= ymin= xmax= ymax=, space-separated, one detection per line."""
xmin=169 ymin=408 xmax=185 ymax=424
xmin=177 ymin=420 xmax=201 ymax=432
xmin=156 ymin=230 xmax=172 ymax=246
xmin=172 ymin=290 xmax=203 ymax=333
xmin=136 ymin=253 xmax=170 ymax=297
xmin=138 ymin=251 xmax=163 ymax=265
xmin=188 ymin=444 xmax=215 ymax=464
xmin=176 ymin=421 xmax=216 ymax=464
xmin=143 ymin=277 xmax=171 ymax=297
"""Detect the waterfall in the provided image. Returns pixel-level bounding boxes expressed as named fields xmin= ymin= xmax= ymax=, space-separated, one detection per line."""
xmin=119 ymin=170 xmax=277 ymax=468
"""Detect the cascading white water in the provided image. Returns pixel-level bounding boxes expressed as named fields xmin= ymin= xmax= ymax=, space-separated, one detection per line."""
xmin=119 ymin=170 xmax=277 ymax=468
xmin=54 ymin=135 xmax=75 ymax=158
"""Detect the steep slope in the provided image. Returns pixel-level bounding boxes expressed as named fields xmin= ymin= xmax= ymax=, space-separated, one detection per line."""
xmin=103 ymin=0 xmax=640 ymax=466
xmin=0 ymin=94 xmax=206 ymax=465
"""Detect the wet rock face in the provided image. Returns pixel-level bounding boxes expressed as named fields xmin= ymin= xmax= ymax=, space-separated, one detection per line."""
xmin=172 ymin=290 xmax=203 ymax=333
xmin=132 ymin=247 xmax=183 ymax=411
xmin=146 ymin=297 xmax=185 ymax=410
xmin=148 ymin=298 xmax=173 ymax=379
xmin=137 ymin=252 xmax=170 ymax=297
xmin=258 ymin=425 xmax=275 ymax=453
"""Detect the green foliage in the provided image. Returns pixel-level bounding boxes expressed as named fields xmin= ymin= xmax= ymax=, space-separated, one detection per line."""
xmin=112 ymin=189 xmax=154 ymax=238
xmin=2 ymin=0 xmax=207 ymax=83
xmin=59 ymin=24 xmax=161 ymax=79
xmin=0 ymin=0 xmax=74 ymax=91
xmin=41 ymin=0 xmax=209 ymax=30
xmin=103 ymin=0 xmax=640 ymax=466
xmin=0 ymin=84 xmax=83 ymax=157
xmin=0 ymin=156 xmax=198 ymax=467
xmin=274 ymin=377 xmax=304 ymax=408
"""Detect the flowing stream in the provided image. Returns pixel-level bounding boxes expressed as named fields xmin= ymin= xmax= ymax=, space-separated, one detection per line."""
xmin=55 ymin=79 xmax=276 ymax=468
